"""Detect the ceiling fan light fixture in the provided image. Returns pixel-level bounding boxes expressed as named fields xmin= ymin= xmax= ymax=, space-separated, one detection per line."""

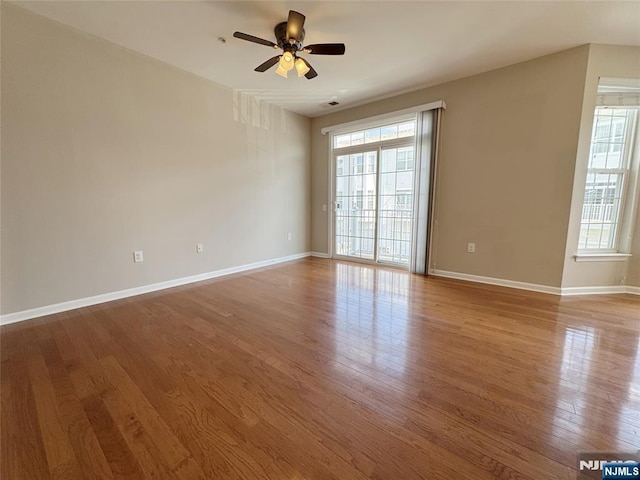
xmin=275 ymin=63 xmax=288 ymax=78
xmin=280 ymin=51 xmax=295 ymax=71
xmin=295 ymin=58 xmax=310 ymax=77
xmin=234 ymin=10 xmax=346 ymax=80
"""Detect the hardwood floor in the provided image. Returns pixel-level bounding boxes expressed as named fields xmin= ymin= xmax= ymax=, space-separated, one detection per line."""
xmin=1 ymin=258 xmax=639 ymax=479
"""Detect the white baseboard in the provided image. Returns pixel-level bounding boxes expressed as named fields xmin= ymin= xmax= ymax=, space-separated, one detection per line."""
xmin=428 ymin=269 xmax=562 ymax=295
xmin=430 ymin=269 xmax=640 ymax=297
xmin=560 ymin=285 xmax=630 ymax=296
xmin=4 ymin=257 xmax=635 ymax=326
xmin=1 ymin=252 xmax=312 ymax=326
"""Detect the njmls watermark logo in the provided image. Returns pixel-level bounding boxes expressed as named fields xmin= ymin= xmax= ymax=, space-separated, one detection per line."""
xmin=578 ymin=451 xmax=640 ymax=480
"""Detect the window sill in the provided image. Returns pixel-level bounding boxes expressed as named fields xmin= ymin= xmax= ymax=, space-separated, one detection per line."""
xmin=573 ymin=253 xmax=632 ymax=262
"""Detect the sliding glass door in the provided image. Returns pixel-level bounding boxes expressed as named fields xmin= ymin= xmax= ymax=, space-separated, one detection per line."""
xmin=335 ymin=150 xmax=378 ymax=260
xmin=333 ymin=118 xmax=416 ymax=266
xmin=378 ymin=146 xmax=414 ymax=264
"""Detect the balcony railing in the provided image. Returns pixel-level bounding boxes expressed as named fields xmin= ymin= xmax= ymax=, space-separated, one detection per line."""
xmin=581 ymin=203 xmax=615 ymax=222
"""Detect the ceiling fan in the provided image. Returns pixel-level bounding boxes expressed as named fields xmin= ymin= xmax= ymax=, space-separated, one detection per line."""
xmin=233 ymin=10 xmax=346 ymax=79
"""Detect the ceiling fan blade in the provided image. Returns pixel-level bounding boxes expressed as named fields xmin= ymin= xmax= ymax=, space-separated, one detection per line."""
xmin=233 ymin=31 xmax=277 ymax=48
xmin=305 ymin=43 xmax=346 ymax=55
xmin=286 ymin=10 xmax=306 ymax=41
xmin=254 ymin=56 xmax=280 ymax=72
xmin=300 ymin=58 xmax=318 ymax=79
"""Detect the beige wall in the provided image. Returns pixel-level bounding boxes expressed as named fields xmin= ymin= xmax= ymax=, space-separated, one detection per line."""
xmin=561 ymin=45 xmax=640 ymax=289
xmin=629 ymin=207 xmax=640 ymax=287
xmin=1 ymin=5 xmax=311 ymax=315
xmin=312 ymin=46 xmax=590 ymax=288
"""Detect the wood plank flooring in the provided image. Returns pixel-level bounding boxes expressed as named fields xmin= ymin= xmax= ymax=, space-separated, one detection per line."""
xmin=1 ymin=258 xmax=639 ymax=479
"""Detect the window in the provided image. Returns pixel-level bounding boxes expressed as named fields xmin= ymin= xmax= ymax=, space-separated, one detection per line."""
xmin=395 ymin=189 xmax=413 ymax=210
xmin=367 ymin=189 xmax=375 ymax=210
xmin=353 ymin=189 xmax=364 ymax=210
xmin=351 ymin=154 xmax=364 ymax=175
xmin=398 ymin=122 xmax=416 ymax=138
xmin=351 ymin=131 xmax=365 ymax=146
xmin=578 ymin=107 xmax=637 ymax=251
xmin=366 ymin=153 xmax=376 ymax=173
xmin=332 ymin=117 xmax=417 ymax=264
xmin=396 ymin=147 xmax=414 ymax=171
xmin=332 ymin=120 xmax=417 ymax=149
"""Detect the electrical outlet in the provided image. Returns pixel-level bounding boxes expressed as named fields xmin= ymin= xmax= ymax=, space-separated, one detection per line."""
xmin=196 ymin=243 xmax=203 ymax=253
xmin=133 ymin=251 xmax=144 ymax=263
xmin=287 ymin=233 xmax=292 ymax=240
xmin=467 ymin=243 xmax=476 ymax=253
xmin=322 ymin=204 xmax=327 ymax=212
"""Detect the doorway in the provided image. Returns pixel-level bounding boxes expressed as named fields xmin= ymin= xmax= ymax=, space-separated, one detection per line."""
xmin=333 ymin=118 xmax=416 ymax=266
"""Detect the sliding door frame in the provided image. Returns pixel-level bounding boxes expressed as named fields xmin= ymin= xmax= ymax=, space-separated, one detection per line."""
xmin=330 ymin=132 xmax=417 ymax=267
xmin=323 ymin=101 xmax=446 ymax=272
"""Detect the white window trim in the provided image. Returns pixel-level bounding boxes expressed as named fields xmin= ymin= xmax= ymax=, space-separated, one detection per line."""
xmin=330 ymin=118 xmax=419 ymax=267
xmin=573 ymin=253 xmax=631 ymax=262
xmin=326 ymin=105 xmax=443 ymax=262
xmin=577 ymin=106 xmax=639 ymax=253
xmin=321 ymin=101 xmax=446 ymax=135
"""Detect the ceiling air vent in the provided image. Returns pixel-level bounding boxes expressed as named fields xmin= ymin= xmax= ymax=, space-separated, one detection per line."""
xmin=318 ymin=101 xmax=340 ymax=110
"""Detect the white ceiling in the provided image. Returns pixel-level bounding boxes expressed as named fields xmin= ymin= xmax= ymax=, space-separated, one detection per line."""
xmin=13 ymin=1 xmax=640 ymax=117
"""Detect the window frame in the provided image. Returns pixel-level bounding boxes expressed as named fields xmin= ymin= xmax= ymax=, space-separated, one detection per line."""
xmin=577 ymin=107 xmax=639 ymax=254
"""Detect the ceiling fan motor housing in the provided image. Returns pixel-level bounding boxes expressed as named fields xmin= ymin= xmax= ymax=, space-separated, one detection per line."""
xmin=274 ymin=21 xmax=304 ymax=50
